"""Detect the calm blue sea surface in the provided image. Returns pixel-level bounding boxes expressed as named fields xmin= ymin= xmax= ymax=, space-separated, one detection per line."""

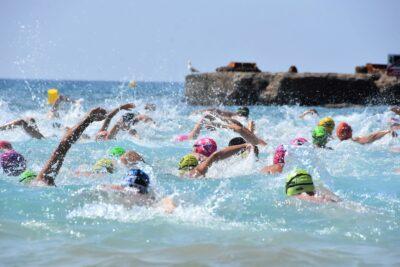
xmin=0 ymin=79 xmax=399 ymax=266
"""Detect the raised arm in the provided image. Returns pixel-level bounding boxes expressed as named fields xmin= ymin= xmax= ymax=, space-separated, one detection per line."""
xmin=194 ymin=143 xmax=248 ymax=177
xmin=0 ymin=118 xmax=44 ymax=139
xmin=36 ymin=107 xmax=107 ymax=185
xmin=299 ymin=109 xmax=319 ymax=119
xmin=98 ymin=103 xmax=135 ymax=132
xmin=227 ymin=119 xmax=267 ymax=146
xmin=48 ymin=95 xmax=77 ymax=118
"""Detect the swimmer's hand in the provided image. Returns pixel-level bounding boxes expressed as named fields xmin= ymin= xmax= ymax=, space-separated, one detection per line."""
xmin=89 ymin=107 xmax=107 ymax=121
xmin=299 ymin=109 xmax=319 ymax=119
xmin=119 ymin=103 xmax=135 ymax=111
xmin=158 ymin=197 xmax=176 ymax=214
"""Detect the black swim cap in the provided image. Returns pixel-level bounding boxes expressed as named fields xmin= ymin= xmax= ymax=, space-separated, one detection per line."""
xmin=228 ymin=137 xmax=246 ymax=146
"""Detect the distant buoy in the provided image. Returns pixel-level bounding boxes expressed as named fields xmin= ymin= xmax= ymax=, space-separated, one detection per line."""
xmin=47 ymin=88 xmax=59 ymax=104
xmin=128 ymin=80 xmax=137 ymax=88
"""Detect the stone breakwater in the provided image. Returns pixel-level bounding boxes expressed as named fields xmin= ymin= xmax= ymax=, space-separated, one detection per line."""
xmin=185 ymin=72 xmax=400 ymax=106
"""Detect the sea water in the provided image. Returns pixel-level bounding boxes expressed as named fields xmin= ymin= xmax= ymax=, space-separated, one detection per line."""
xmin=0 ymin=79 xmax=399 ymax=266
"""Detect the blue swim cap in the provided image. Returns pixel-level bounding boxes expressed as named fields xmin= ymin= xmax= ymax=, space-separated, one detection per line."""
xmin=123 ymin=169 xmax=150 ymax=194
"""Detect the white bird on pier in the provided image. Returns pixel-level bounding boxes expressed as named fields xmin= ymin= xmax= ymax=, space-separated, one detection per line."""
xmin=187 ymin=60 xmax=199 ymax=73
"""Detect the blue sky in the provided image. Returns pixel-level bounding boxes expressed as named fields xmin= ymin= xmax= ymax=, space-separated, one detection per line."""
xmin=0 ymin=0 xmax=399 ymax=81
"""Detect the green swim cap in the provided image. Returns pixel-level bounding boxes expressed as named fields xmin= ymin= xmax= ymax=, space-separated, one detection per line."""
xmin=109 ymin=146 xmax=125 ymax=157
xmin=312 ymin=126 xmax=328 ymax=147
xmin=19 ymin=170 xmax=37 ymax=184
xmin=93 ymin=158 xmax=114 ymax=173
xmin=178 ymin=154 xmax=199 ymax=171
xmin=237 ymin=106 xmax=249 ymax=117
xmin=285 ymin=169 xmax=315 ymax=196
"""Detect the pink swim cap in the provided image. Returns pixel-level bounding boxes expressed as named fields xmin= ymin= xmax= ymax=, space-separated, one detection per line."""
xmin=290 ymin=137 xmax=308 ymax=146
xmin=273 ymin=145 xmax=286 ymax=164
xmin=194 ymin=138 xmax=217 ymax=157
xmin=0 ymin=140 xmax=12 ymax=150
xmin=175 ymin=134 xmax=189 ymax=142
xmin=0 ymin=150 xmax=26 ymax=176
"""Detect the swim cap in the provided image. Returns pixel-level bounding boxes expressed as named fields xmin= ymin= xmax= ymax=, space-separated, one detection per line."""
xmin=237 ymin=106 xmax=249 ymax=117
xmin=193 ymin=138 xmax=217 ymax=157
xmin=318 ymin=117 xmax=335 ymax=135
xmin=19 ymin=170 xmax=37 ymax=184
xmin=285 ymin=169 xmax=315 ymax=196
xmin=0 ymin=140 xmax=12 ymax=151
xmin=290 ymin=137 xmax=308 ymax=146
xmin=93 ymin=158 xmax=114 ymax=173
xmin=178 ymin=154 xmax=199 ymax=170
xmin=175 ymin=134 xmax=189 ymax=142
xmin=228 ymin=137 xmax=246 ymax=146
xmin=336 ymin=122 xmax=353 ymax=141
xmin=312 ymin=126 xmax=328 ymax=147
xmin=123 ymin=169 xmax=150 ymax=194
xmin=0 ymin=150 xmax=26 ymax=176
xmin=273 ymin=145 xmax=286 ymax=164
xmin=109 ymin=146 xmax=126 ymax=157
xmin=122 ymin=112 xmax=137 ymax=124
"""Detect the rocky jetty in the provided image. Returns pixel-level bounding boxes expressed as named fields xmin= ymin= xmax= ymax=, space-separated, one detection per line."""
xmin=185 ymin=71 xmax=400 ymax=106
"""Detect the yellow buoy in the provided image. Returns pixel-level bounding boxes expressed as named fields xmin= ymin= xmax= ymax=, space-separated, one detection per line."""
xmin=48 ymin=88 xmax=59 ymax=104
xmin=128 ymin=80 xmax=137 ymax=88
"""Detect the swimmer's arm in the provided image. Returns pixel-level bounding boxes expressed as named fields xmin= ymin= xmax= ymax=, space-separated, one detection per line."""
xmin=135 ymin=114 xmax=154 ymax=124
xmin=187 ymin=117 xmax=205 ymax=140
xmin=0 ymin=118 xmax=44 ymax=139
xmin=352 ymin=129 xmax=391 ymax=144
xmin=107 ymin=120 xmax=123 ymax=140
xmin=299 ymin=109 xmax=319 ymax=119
xmin=260 ymin=163 xmax=284 ymax=174
xmin=157 ymin=197 xmax=176 ymax=213
xmin=99 ymin=103 xmax=135 ymax=132
xmin=227 ymin=119 xmax=267 ymax=146
xmin=194 ymin=144 xmax=248 ymax=176
xmin=247 ymin=120 xmax=255 ymax=133
xmin=37 ymin=107 xmax=107 ymax=185
xmin=391 ymin=106 xmax=400 ymax=116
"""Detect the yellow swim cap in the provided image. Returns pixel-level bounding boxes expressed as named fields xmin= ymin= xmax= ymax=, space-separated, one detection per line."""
xmin=285 ymin=169 xmax=315 ymax=196
xmin=93 ymin=158 xmax=114 ymax=173
xmin=318 ymin=117 xmax=335 ymax=135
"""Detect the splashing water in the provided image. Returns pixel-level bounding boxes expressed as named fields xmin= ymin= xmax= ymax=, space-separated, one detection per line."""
xmin=0 ymin=79 xmax=399 ymax=266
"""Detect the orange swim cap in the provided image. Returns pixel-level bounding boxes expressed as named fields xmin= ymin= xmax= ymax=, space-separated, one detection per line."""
xmin=336 ymin=122 xmax=352 ymax=141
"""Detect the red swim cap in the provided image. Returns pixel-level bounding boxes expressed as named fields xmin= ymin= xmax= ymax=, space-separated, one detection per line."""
xmin=336 ymin=122 xmax=353 ymax=141
xmin=0 ymin=141 xmax=12 ymax=150
xmin=194 ymin=138 xmax=217 ymax=157
xmin=273 ymin=145 xmax=286 ymax=164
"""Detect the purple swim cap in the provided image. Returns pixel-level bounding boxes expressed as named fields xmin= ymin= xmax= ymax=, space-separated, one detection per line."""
xmin=0 ymin=150 xmax=27 ymax=176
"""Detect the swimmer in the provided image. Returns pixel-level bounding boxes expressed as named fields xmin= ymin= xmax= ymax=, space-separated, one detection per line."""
xmin=101 ymin=169 xmax=176 ymax=213
xmin=178 ymin=143 xmax=251 ymax=178
xmin=95 ymin=103 xmax=135 ymax=141
xmin=299 ymin=108 xmax=319 ymax=119
xmin=195 ymin=106 xmax=250 ymax=120
xmin=390 ymin=106 xmax=400 ymax=116
xmin=203 ymin=114 xmax=267 ymax=146
xmin=191 ymin=137 xmax=218 ymax=162
xmin=107 ymin=112 xmax=154 ymax=140
xmin=312 ymin=126 xmax=331 ymax=148
xmin=0 ymin=117 xmax=44 ymax=139
xmin=336 ymin=122 xmax=399 ymax=144
xmin=261 ymin=144 xmax=286 ymax=174
xmin=228 ymin=137 xmax=259 ymax=158
xmin=48 ymin=94 xmax=83 ymax=119
xmin=21 ymin=107 xmax=107 ymax=185
xmin=285 ymin=169 xmax=339 ymax=203
xmin=1 ymin=149 xmax=26 ymax=176
xmin=318 ymin=117 xmax=335 ymax=136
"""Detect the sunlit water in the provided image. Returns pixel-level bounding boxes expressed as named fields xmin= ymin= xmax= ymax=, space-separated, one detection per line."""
xmin=0 ymin=79 xmax=399 ymax=266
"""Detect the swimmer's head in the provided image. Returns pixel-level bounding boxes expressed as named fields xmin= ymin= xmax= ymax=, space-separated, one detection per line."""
xmin=336 ymin=122 xmax=353 ymax=141
xmin=93 ymin=158 xmax=115 ymax=174
xmin=178 ymin=154 xmax=199 ymax=173
xmin=123 ymin=169 xmax=150 ymax=194
xmin=193 ymin=138 xmax=217 ymax=157
xmin=228 ymin=137 xmax=246 ymax=146
xmin=0 ymin=150 xmax=26 ymax=176
xmin=109 ymin=146 xmax=126 ymax=157
xmin=273 ymin=145 xmax=286 ymax=164
xmin=285 ymin=169 xmax=315 ymax=196
xmin=19 ymin=170 xmax=37 ymax=184
xmin=0 ymin=140 xmax=12 ymax=152
xmin=312 ymin=126 xmax=328 ymax=147
xmin=120 ymin=150 xmax=144 ymax=167
xmin=236 ymin=106 xmax=249 ymax=118
xmin=290 ymin=137 xmax=308 ymax=146
xmin=318 ymin=117 xmax=335 ymax=135
xmin=122 ymin=112 xmax=137 ymax=127
xmin=144 ymin=103 xmax=156 ymax=111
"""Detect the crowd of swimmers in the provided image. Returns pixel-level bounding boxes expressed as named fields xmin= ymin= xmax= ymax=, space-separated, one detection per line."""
xmin=1 ymin=95 xmax=400 ymax=212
